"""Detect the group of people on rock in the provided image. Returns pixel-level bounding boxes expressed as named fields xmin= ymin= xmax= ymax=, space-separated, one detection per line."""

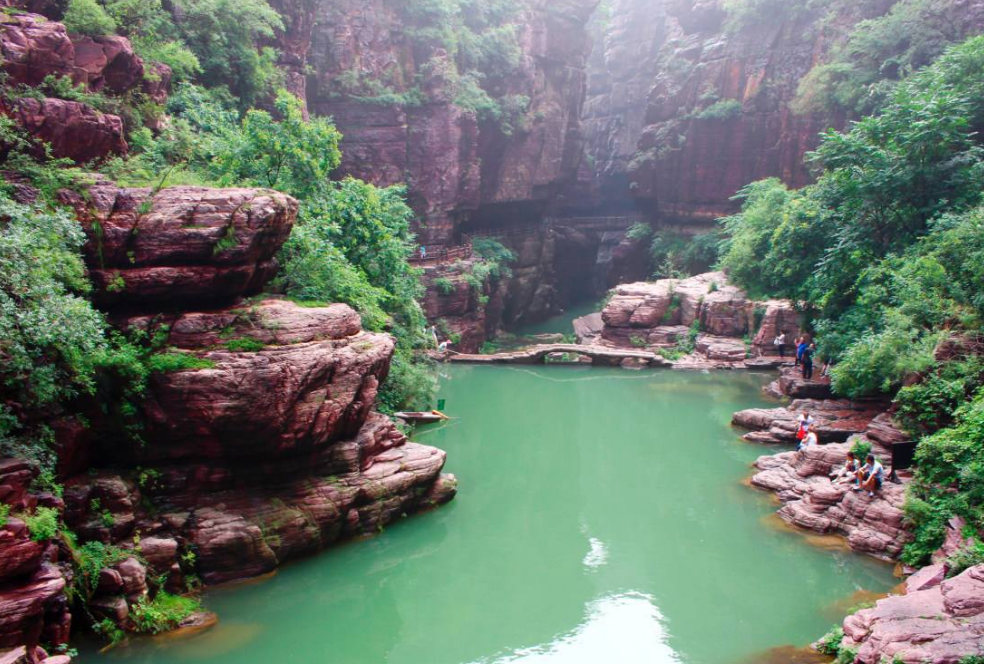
xmin=772 ymin=333 xmax=831 ymax=380
xmin=830 ymin=450 xmax=886 ymax=498
xmin=796 ymin=410 xmax=885 ymax=497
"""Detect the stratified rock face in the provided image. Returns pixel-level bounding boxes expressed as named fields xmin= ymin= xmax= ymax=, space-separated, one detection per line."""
xmin=421 ymin=260 xmax=505 ymax=354
xmin=305 ymin=0 xmax=597 ymax=243
xmin=63 ymin=183 xmax=298 ymax=308
xmin=599 ymin=271 xmax=798 ymax=361
xmin=842 ymin=565 xmax=984 ymax=663
xmin=119 ymin=300 xmax=393 ymax=462
xmin=0 ymin=462 xmax=71 ymax=653
xmin=0 ymin=96 xmax=127 ymax=163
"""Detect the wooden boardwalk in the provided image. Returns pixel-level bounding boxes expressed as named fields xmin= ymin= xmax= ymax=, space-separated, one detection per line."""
xmin=446 ymin=344 xmax=670 ymax=367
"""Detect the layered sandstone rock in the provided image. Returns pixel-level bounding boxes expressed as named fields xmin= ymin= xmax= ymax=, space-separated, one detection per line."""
xmin=0 ymin=96 xmax=127 ymax=163
xmin=421 ymin=260 xmax=506 ymax=354
xmin=305 ymin=0 xmax=597 ymax=244
xmin=751 ymin=443 xmax=909 ymax=559
xmin=734 ymin=398 xmax=886 ymax=444
xmin=743 ymin=409 xmax=910 ymax=560
xmin=61 ymin=182 xmax=297 ymax=308
xmin=841 ymin=565 xmax=984 ymax=663
xmin=0 ymin=462 xmax=71 ymax=654
xmin=599 ymin=271 xmax=799 ymax=363
xmin=0 ymin=13 xmax=144 ymax=91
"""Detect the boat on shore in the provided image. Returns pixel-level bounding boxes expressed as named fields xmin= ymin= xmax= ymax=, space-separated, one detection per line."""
xmin=394 ymin=410 xmax=450 ymax=424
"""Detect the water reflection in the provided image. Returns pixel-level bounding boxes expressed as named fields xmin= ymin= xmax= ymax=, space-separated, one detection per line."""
xmin=476 ymin=592 xmax=681 ymax=664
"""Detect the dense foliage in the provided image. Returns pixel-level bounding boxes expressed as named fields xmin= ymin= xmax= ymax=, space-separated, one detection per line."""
xmin=718 ymin=36 xmax=984 ymax=562
xmin=332 ymin=0 xmax=531 ymax=134
xmin=793 ymin=0 xmax=980 ymax=115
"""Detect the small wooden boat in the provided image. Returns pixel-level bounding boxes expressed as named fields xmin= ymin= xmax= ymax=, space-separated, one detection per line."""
xmin=394 ymin=410 xmax=450 ymax=424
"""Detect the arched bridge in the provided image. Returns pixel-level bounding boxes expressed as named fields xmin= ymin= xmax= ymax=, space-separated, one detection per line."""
xmin=445 ymin=344 xmax=670 ymax=367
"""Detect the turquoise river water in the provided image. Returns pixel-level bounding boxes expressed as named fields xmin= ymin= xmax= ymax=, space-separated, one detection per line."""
xmin=84 ymin=366 xmax=896 ymax=664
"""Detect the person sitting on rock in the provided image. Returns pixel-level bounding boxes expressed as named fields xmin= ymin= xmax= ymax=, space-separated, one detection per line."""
xmin=797 ymin=425 xmax=818 ymax=451
xmin=830 ymin=451 xmax=860 ymax=483
xmin=854 ymin=454 xmax=885 ymax=497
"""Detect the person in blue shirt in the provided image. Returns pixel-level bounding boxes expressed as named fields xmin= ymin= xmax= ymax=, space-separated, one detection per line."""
xmin=796 ymin=337 xmax=808 ymax=366
xmin=801 ymin=343 xmax=815 ymax=379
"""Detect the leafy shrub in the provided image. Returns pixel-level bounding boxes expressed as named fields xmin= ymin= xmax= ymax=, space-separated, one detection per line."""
xmin=945 ymin=541 xmax=984 ymax=578
xmin=224 ymin=338 xmax=265 ymax=353
xmin=23 ymin=507 xmax=59 ymax=541
xmin=129 ymin=592 xmax=201 ymax=635
xmin=793 ymin=0 xmax=982 ymax=115
xmin=93 ymin=618 xmax=125 ymax=645
xmin=434 ymin=277 xmax=456 ymax=295
xmin=629 ymin=335 xmax=648 ymax=348
xmin=145 ymin=352 xmax=215 ymax=374
xmin=902 ymin=387 xmax=984 ymax=565
xmin=694 ymin=99 xmax=742 ymax=121
xmin=816 ymin=626 xmax=844 ymax=656
xmin=850 ymin=439 xmax=872 ymax=462
xmin=650 ymin=229 xmax=723 ymax=280
xmin=68 ymin=537 xmax=131 ymax=597
xmin=0 ymin=504 xmax=9 ymax=527
xmin=895 ymin=356 xmax=984 ymax=436
xmin=62 ymin=0 xmax=117 ymax=36
xmin=829 ymin=315 xmax=940 ymax=399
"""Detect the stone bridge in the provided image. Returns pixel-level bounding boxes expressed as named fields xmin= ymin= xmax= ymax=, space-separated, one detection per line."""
xmin=445 ymin=344 xmax=670 ymax=367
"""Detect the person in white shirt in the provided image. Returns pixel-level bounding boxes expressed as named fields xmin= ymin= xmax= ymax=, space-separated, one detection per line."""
xmin=774 ymin=332 xmax=786 ymax=358
xmin=799 ymin=427 xmax=818 ymax=450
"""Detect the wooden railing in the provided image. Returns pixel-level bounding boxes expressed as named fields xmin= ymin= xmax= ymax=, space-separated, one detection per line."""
xmin=407 ymin=243 xmax=473 ymax=265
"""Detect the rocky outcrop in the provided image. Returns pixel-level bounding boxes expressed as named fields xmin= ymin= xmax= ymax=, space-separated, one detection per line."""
xmin=305 ymin=0 xmax=598 ymax=244
xmin=0 ymin=462 xmax=71 ymax=657
xmin=116 ymin=300 xmax=393 ymax=463
xmin=421 ymin=259 xmax=506 ymax=354
xmin=599 ymin=271 xmax=800 ymax=363
xmin=0 ymin=13 xmax=144 ymax=91
xmin=742 ymin=407 xmax=909 ymax=560
xmin=0 ymin=96 xmax=127 ymax=163
xmin=763 ymin=365 xmax=833 ymax=400
xmin=61 ymin=182 xmax=297 ymax=308
xmin=734 ymin=398 xmax=886 ymax=445
xmin=841 ymin=564 xmax=984 ymax=663
xmin=751 ymin=443 xmax=909 ymax=560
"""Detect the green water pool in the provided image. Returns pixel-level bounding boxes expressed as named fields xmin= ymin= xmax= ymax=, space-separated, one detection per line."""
xmin=84 ymin=366 xmax=895 ymax=664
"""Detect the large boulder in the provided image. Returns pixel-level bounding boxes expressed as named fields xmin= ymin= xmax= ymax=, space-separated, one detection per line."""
xmin=0 ymin=12 xmax=143 ymax=91
xmin=115 ymin=300 xmax=391 ymax=462
xmin=0 ymin=96 xmax=127 ymax=163
xmin=0 ymin=13 xmax=75 ymax=86
xmin=62 ymin=183 xmax=298 ymax=308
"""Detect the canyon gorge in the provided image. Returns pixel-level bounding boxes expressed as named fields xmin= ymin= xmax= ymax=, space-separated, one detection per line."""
xmin=2 ymin=0 xmax=984 ymax=663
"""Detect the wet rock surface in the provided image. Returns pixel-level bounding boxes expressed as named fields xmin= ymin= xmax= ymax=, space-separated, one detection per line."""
xmin=842 ymin=564 xmax=984 ymax=663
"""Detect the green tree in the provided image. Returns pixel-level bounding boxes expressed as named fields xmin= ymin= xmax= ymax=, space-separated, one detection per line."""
xmin=214 ymin=92 xmax=342 ymax=199
xmin=62 ymin=0 xmax=117 ymax=36
xmin=170 ymin=0 xmax=284 ymax=109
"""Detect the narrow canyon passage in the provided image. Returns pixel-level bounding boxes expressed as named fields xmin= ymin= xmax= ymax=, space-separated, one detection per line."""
xmin=83 ymin=367 xmax=895 ymax=664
